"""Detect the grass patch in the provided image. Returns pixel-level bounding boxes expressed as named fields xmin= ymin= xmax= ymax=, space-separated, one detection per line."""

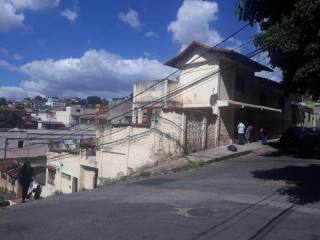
xmin=171 ymin=161 xmax=208 ymax=173
xmin=98 ymin=161 xmax=211 ymax=187
xmin=138 ymin=171 xmax=151 ymax=177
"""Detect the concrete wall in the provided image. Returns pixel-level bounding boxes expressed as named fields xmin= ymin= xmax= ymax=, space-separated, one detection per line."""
xmin=80 ymin=166 xmax=97 ymax=190
xmin=0 ymin=174 xmax=21 ymax=198
xmin=35 ymin=113 xmax=57 ymax=122
xmin=97 ymin=126 xmax=153 ymax=182
xmin=134 ymin=80 xmax=169 ymax=103
xmin=132 ymin=80 xmax=182 ymax=123
xmin=43 ymin=152 xmax=80 ymax=196
xmin=232 ymin=67 xmax=256 ymax=104
xmin=179 ymin=48 xmax=219 ymax=108
xmin=43 ymin=147 xmax=97 ymax=197
xmin=97 ymin=108 xmax=217 ymax=182
xmin=0 ymin=129 xmax=95 ymax=160
xmin=218 ymin=108 xmax=235 ymax=146
xmin=219 ymin=63 xmax=235 ymax=100
xmin=55 ymin=106 xmax=97 ymax=127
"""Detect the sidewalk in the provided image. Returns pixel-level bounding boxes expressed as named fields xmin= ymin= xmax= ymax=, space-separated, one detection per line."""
xmin=145 ymin=140 xmax=277 ymax=174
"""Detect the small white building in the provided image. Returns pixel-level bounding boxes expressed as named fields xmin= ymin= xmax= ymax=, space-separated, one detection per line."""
xmin=0 ymin=129 xmax=95 ymax=160
xmin=45 ymin=97 xmax=65 ymax=110
xmin=42 ymin=138 xmax=97 ymax=197
xmin=55 ymin=106 xmax=97 ymax=127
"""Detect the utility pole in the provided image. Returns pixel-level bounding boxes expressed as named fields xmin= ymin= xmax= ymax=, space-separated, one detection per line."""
xmin=183 ymin=112 xmax=188 ymax=154
xmin=126 ymin=126 xmax=132 ymax=176
xmin=27 ymin=134 xmax=30 ymax=158
xmin=59 ymin=152 xmax=62 ymax=195
xmin=3 ymin=138 xmax=8 ymax=161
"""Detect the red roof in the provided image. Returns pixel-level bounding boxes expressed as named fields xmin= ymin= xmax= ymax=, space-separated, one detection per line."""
xmin=165 ymin=41 xmax=272 ymax=72
xmin=0 ymin=159 xmax=18 ymax=173
xmin=2 ymin=107 xmax=26 ymax=113
xmin=40 ymin=121 xmax=64 ymax=125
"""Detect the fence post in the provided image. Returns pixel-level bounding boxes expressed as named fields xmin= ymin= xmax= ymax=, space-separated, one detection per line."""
xmin=215 ymin=108 xmax=221 ymax=147
xmin=202 ymin=117 xmax=208 ymax=150
xmin=3 ymin=138 xmax=8 ymax=161
xmin=126 ymin=126 xmax=132 ymax=175
xmin=182 ymin=112 xmax=188 ymax=154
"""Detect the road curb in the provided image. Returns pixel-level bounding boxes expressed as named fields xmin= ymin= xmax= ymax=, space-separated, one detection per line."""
xmin=146 ymin=149 xmax=256 ymax=176
xmin=205 ymin=150 xmax=254 ymax=164
xmin=123 ymin=145 xmax=271 ymax=181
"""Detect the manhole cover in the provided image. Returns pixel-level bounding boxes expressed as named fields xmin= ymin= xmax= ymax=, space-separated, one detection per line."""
xmin=187 ymin=207 xmax=215 ymax=217
xmin=176 ymin=207 xmax=216 ymax=218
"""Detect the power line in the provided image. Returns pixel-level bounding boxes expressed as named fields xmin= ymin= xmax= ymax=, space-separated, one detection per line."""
xmin=0 ymin=38 xmax=273 ymax=155
xmin=104 ymin=45 xmax=275 ymax=125
xmin=95 ymin=45 xmax=280 ymax=151
xmin=96 ymin=23 xmax=251 ymax=120
xmin=40 ymin=41 xmax=281 ymax=164
xmin=21 ymin=23 xmax=252 ymax=142
xmin=2 ymin=27 xmax=276 ymax=155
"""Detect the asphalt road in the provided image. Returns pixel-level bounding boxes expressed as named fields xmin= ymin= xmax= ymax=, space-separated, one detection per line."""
xmin=1 ymin=148 xmax=320 ymax=240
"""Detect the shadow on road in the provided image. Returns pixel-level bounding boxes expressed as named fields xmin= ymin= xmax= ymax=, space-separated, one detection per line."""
xmin=252 ymin=164 xmax=320 ymax=205
xmin=264 ymin=142 xmax=320 ymax=160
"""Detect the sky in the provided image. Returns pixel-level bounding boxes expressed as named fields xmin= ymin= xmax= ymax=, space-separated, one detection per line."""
xmin=0 ymin=0 xmax=282 ymax=100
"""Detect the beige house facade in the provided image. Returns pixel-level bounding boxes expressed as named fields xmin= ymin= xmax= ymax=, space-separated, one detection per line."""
xmin=94 ymin=41 xmax=292 ymax=181
xmin=132 ymin=41 xmax=290 ymax=144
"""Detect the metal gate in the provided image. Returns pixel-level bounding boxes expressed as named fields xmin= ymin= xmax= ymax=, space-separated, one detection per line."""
xmin=186 ymin=113 xmax=204 ymax=153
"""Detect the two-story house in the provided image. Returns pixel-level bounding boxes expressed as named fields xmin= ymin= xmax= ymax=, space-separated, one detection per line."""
xmin=133 ymin=41 xmax=290 ymax=145
xmin=94 ymin=41 xmax=292 ymax=183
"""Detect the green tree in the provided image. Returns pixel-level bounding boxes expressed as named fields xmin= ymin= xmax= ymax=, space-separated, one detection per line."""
xmin=237 ymin=0 xmax=320 ymax=98
xmin=0 ymin=110 xmax=22 ymax=128
xmin=33 ymin=96 xmax=43 ymax=102
xmin=86 ymin=96 xmax=102 ymax=105
xmin=0 ymin=98 xmax=6 ymax=107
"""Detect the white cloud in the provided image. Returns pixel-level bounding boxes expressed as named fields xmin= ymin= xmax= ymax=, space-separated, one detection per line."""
xmin=0 ymin=48 xmax=23 ymax=61
xmin=118 ymin=8 xmax=142 ymax=30
xmin=253 ymin=52 xmax=283 ymax=81
xmin=168 ymin=0 xmax=222 ymax=49
xmin=226 ymin=38 xmax=243 ymax=52
xmin=0 ymin=59 xmax=21 ymax=72
xmin=168 ymin=0 xmax=242 ymax=51
xmin=0 ymin=49 xmax=173 ymax=98
xmin=60 ymin=9 xmax=78 ymax=22
xmin=145 ymin=31 xmax=159 ymax=38
xmin=0 ymin=0 xmax=59 ymax=32
xmin=60 ymin=0 xmax=79 ymax=23
xmin=13 ymin=53 xmax=22 ymax=61
xmin=0 ymin=86 xmax=41 ymax=99
xmin=11 ymin=0 xmax=59 ymax=11
xmin=0 ymin=1 xmax=25 ymax=31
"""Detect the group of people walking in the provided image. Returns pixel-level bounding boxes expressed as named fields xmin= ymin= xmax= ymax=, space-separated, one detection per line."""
xmin=237 ymin=122 xmax=267 ymax=145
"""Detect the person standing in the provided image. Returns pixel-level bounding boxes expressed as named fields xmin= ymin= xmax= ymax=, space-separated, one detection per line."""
xmin=260 ymin=127 xmax=267 ymax=145
xmin=16 ymin=161 xmax=33 ymax=203
xmin=237 ymin=122 xmax=246 ymax=145
xmin=245 ymin=125 xmax=253 ymax=144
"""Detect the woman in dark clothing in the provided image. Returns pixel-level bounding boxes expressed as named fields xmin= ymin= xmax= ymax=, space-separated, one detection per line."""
xmin=16 ymin=161 xmax=33 ymax=203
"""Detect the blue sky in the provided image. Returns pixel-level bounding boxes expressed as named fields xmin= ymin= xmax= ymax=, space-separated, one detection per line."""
xmin=0 ymin=0 xmax=281 ymax=99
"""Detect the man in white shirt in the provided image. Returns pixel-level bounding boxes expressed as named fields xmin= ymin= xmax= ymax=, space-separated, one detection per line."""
xmin=237 ymin=122 xmax=245 ymax=145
